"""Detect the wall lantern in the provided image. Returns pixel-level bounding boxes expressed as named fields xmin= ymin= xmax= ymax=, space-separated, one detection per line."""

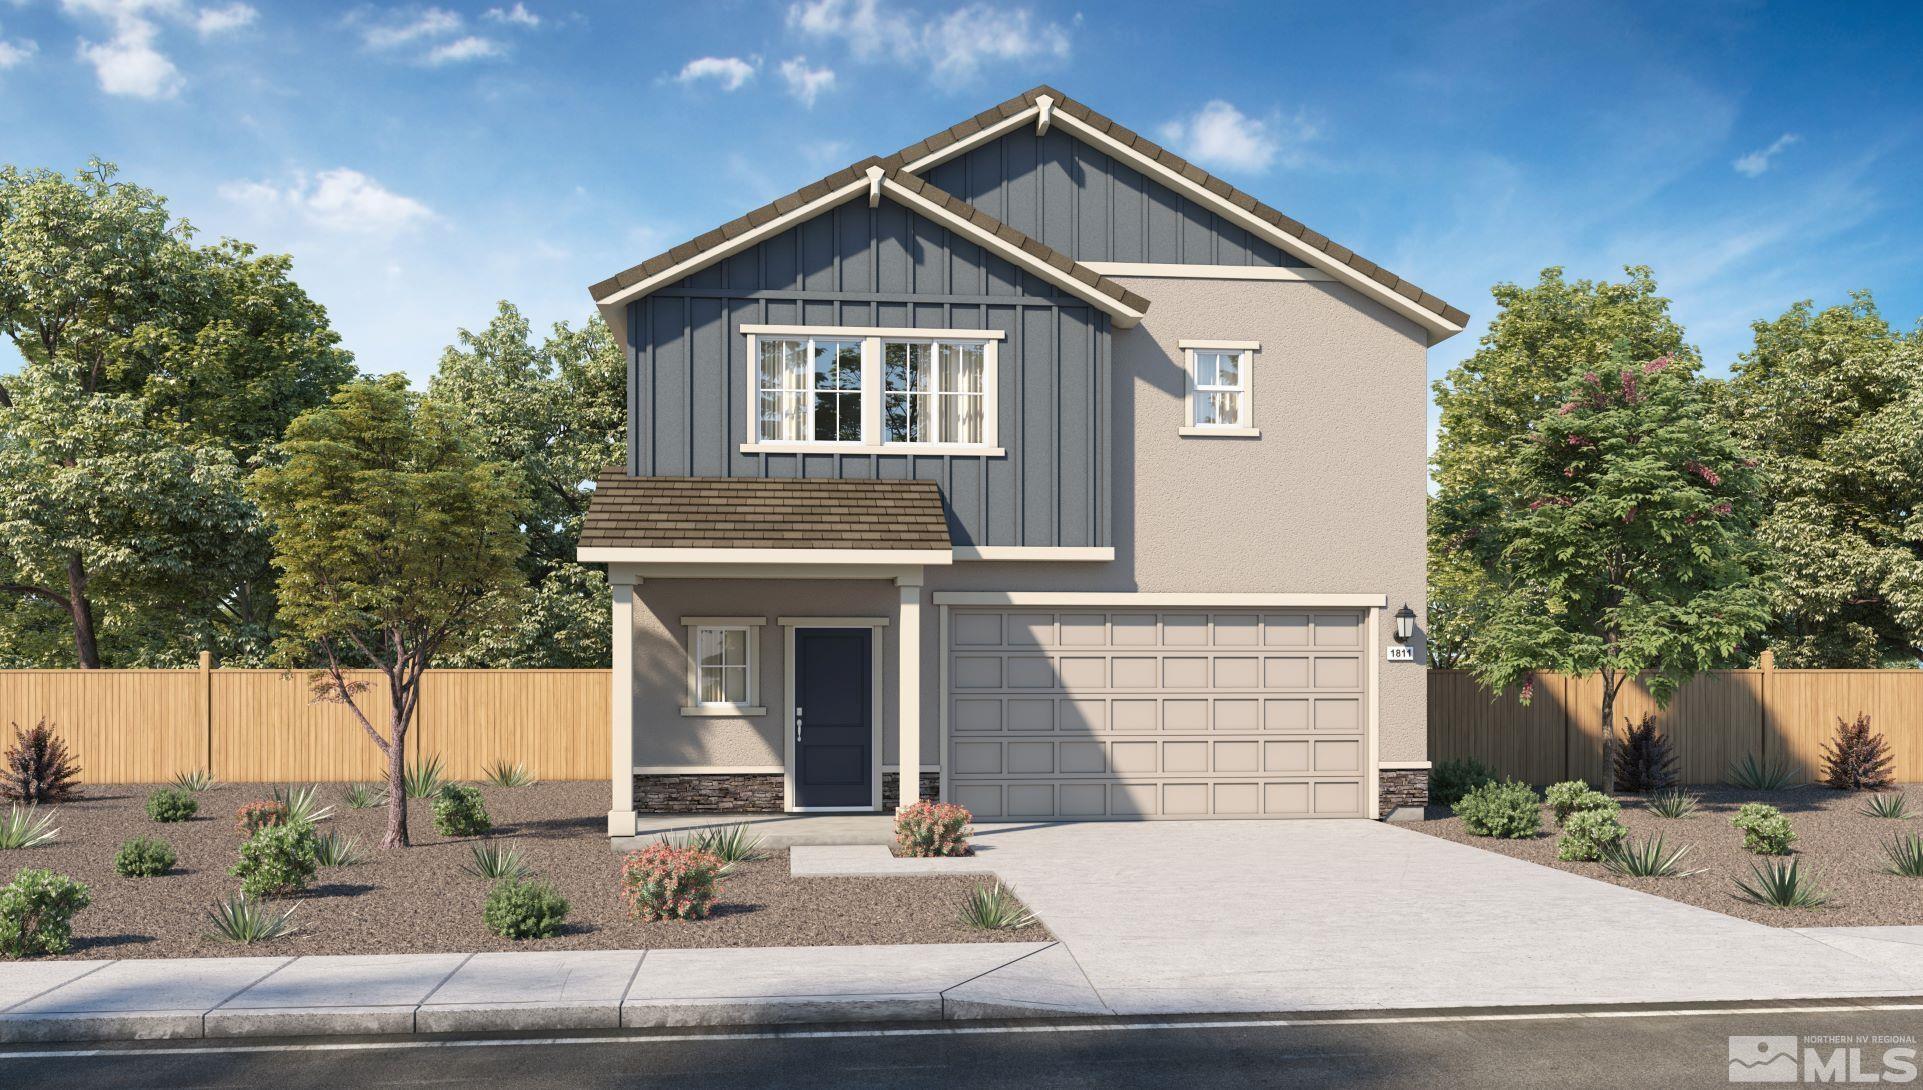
xmin=1393 ymin=603 xmax=1416 ymax=644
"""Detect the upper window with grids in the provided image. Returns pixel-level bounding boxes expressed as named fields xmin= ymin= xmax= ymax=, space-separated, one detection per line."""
xmin=757 ymin=336 xmax=863 ymax=443
xmin=742 ymin=326 xmax=1003 ymax=454
xmin=883 ymin=340 xmax=986 ymax=446
xmin=1180 ymin=341 xmax=1260 ymax=436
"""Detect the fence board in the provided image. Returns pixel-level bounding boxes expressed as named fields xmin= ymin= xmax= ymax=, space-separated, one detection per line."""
xmin=0 ymin=670 xmax=204 ymax=783
xmin=1433 ymin=666 xmax=1922 ymax=785
xmin=418 ymin=670 xmax=611 ymax=781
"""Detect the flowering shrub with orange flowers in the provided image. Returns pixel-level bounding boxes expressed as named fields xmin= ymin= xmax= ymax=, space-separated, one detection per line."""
xmin=618 ymin=842 xmax=725 ymax=921
xmin=893 ymin=801 xmax=973 ymax=857
xmin=235 ymin=799 xmax=290 ymax=836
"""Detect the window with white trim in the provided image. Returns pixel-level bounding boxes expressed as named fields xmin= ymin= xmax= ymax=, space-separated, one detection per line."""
xmin=743 ymin=326 xmax=1002 ymax=454
xmin=1180 ymin=341 xmax=1260 ymax=436
xmin=682 ymin=617 xmax=765 ymax=715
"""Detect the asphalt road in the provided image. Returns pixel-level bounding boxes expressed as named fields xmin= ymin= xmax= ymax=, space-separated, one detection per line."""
xmin=3 ymin=1004 xmax=1920 ymax=1089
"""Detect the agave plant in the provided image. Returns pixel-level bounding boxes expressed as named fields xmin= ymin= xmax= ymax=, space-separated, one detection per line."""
xmin=957 ymin=883 xmax=1037 ymax=931
xmin=314 ymin=830 xmax=365 ymax=868
xmin=403 ymin=755 xmax=447 ymax=799
xmin=170 ymin=768 xmax=216 ymax=793
xmin=1861 ymin=793 xmax=1913 ymax=820
xmin=0 ymin=803 xmax=59 ymax=849
xmin=1725 ymin=754 xmax=1799 ymax=792
xmin=205 ymin=894 xmax=300 ymax=944
xmin=271 ymin=783 xmax=335 ymax=825
xmin=1598 ymin=834 xmax=1700 ymax=878
xmin=342 ymin=782 xmax=383 ymax=809
xmin=1883 ymin=834 xmax=1923 ymax=878
xmin=1645 ymin=787 xmax=1701 ymax=820
xmin=463 ymin=840 xmax=531 ymax=881
xmin=692 ymin=823 xmax=767 ymax=865
xmin=1732 ymin=858 xmax=1829 ymax=909
xmin=481 ymin=760 xmax=535 ymax=788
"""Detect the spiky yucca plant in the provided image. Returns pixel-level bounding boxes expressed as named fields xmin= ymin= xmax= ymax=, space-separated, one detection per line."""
xmin=1861 ymin=793 xmax=1912 ymax=820
xmin=205 ymin=895 xmax=300 ymax=943
xmin=1820 ymin=713 xmax=1894 ymax=792
xmin=1725 ymin=754 xmax=1797 ymax=791
xmin=402 ymin=755 xmax=447 ymax=798
xmin=1612 ymin=715 xmax=1678 ymax=793
xmin=1732 ymin=858 xmax=1829 ymax=909
xmin=342 ymin=783 xmax=383 ymax=809
xmin=1599 ymin=834 xmax=1700 ymax=878
xmin=481 ymin=760 xmax=534 ymax=788
xmin=1646 ymin=787 xmax=1701 ymax=819
xmin=2 ymin=720 xmax=81 ymax=804
xmin=463 ymin=840 xmax=530 ymax=881
xmin=0 ymin=803 xmax=60 ymax=849
xmin=1882 ymin=834 xmax=1923 ymax=878
xmin=170 ymin=769 xmax=215 ymax=793
xmin=957 ymin=883 xmax=1037 ymax=930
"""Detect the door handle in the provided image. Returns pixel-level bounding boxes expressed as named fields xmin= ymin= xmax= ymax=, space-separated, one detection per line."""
xmin=795 ymin=706 xmax=804 ymax=742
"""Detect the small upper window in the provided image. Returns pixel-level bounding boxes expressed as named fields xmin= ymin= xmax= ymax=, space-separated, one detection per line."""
xmin=1180 ymin=341 xmax=1260 ymax=436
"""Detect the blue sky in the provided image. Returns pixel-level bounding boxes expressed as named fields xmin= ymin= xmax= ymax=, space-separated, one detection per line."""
xmin=3 ymin=0 xmax=1920 ymax=449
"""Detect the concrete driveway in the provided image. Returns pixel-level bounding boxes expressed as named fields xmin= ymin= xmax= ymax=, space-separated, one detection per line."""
xmin=964 ymin=820 xmax=1923 ymax=1014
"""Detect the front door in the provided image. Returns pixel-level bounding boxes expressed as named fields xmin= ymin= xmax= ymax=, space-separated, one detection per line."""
xmin=794 ymin=627 xmax=873 ymax=808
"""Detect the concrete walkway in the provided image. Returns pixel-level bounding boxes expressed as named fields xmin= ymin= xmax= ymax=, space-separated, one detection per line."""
xmin=0 ymin=943 xmax=1093 ymax=1043
xmin=617 ymin=812 xmax=896 ymax=850
xmin=947 ymin=819 xmax=1923 ymax=1014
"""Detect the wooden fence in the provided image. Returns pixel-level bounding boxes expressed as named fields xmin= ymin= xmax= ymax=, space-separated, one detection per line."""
xmin=0 ymin=656 xmax=609 ymax=783
xmin=1429 ymin=656 xmax=1923 ymax=784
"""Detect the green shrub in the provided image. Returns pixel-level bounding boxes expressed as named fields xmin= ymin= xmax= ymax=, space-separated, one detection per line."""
xmin=113 ymin=837 xmax=176 ymax=878
xmin=231 ymin=822 xmax=319 ymax=898
xmin=0 ymin=868 xmax=92 ymax=957
xmin=1557 ymin=809 xmax=1629 ymax=861
xmin=432 ymin=783 xmax=491 ymax=837
xmin=1429 ymin=758 xmax=1497 ymax=808
xmin=483 ymin=878 xmax=570 ymax=939
xmin=1731 ymin=802 xmax=1796 ymax=855
xmin=618 ymin=842 xmax=724 ymax=921
xmin=1545 ymin=780 xmax=1618 ymax=826
xmin=145 ymin=786 xmax=198 ymax=823
xmin=1452 ymin=779 xmax=1542 ymax=839
xmin=894 ymin=801 xmax=973 ymax=857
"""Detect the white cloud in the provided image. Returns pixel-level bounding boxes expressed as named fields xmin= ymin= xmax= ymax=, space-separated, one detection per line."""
xmin=484 ymin=3 xmax=540 ymax=27
xmin=1734 ymin=133 xmax=1801 ymax=177
xmin=424 ymin=35 xmax=502 ymax=65
xmin=75 ymin=24 xmax=182 ymax=98
xmin=219 ymin=168 xmax=435 ymax=233
xmin=358 ymin=7 xmax=462 ymax=50
xmin=0 ymin=32 xmax=35 ymax=70
xmin=779 ymin=56 xmax=834 ymax=107
xmin=195 ymin=3 xmax=256 ymax=36
xmin=787 ymin=0 xmax=1069 ymax=83
xmin=1157 ymin=100 xmax=1318 ymax=175
xmin=675 ymin=55 xmax=756 ymax=91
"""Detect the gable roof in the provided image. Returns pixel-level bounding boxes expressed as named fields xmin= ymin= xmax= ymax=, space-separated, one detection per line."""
xmin=888 ymin=86 xmax=1467 ymax=344
xmin=588 ymin=157 xmax=1148 ymax=332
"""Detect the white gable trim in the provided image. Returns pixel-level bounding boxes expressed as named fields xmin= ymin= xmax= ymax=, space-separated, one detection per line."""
xmin=881 ymin=177 xmax=1146 ymax=327
xmin=900 ymin=105 xmax=1043 ymax=174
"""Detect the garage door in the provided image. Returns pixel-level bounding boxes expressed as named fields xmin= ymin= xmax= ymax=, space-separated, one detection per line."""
xmin=945 ymin=609 xmax=1369 ymax=818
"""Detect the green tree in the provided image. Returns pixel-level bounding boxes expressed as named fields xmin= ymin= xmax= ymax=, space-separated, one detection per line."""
xmin=1470 ymin=354 xmax=1772 ymax=791
xmin=1726 ymin=293 xmax=1923 ymax=666
xmin=0 ymin=377 xmax=257 ymax=667
xmin=251 ymin=377 xmax=526 ymax=847
xmin=429 ymin=302 xmax=622 ymax=667
xmin=1430 ymin=266 xmax=1695 ymax=667
xmin=0 ymin=161 xmax=353 ymax=664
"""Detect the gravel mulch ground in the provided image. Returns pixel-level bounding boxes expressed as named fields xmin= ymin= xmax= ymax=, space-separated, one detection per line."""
xmin=1 ymin=781 xmax=1047 ymax=959
xmin=1409 ymin=784 xmax=1923 ymax=928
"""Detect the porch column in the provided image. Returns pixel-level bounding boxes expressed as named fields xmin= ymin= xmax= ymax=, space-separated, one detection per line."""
xmin=608 ymin=567 xmax=639 ymax=836
xmin=896 ymin=572 xmax=924 ymax=808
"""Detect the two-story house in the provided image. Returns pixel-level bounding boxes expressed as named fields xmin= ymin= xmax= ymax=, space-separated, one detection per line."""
xmin=581 ymin=87 xmax=1465 ymax=837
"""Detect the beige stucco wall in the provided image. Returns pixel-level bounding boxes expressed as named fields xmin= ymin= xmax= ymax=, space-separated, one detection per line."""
xmin=628 ymin=274 xmax=1433 ymax=779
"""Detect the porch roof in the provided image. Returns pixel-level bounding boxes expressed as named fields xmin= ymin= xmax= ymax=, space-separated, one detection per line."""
xmin=580 ymin=472 xmax=953 ymax=553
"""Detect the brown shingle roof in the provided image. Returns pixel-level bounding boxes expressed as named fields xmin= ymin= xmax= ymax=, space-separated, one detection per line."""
xmin=885 ymin=86 xmax=1469 ymax=330
xmin=580 ymin=472 xmax=953 ymax=551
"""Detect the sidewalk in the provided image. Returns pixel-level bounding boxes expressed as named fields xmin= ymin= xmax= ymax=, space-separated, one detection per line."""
xmin=0 ymin=941 xmax=1108 ymax=1043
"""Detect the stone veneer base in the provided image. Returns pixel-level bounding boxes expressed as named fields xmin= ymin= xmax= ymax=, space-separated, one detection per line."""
xmin=1377 ymin=768 xmax=1429 ymax=818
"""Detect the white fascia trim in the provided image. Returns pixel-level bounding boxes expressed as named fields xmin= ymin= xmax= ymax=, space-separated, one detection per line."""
xmin=680 ymin=616 xmax=767 ymax=627
xmin=1380 ymin=761 xmax=1433 ymax=770
xmin=679 ymin=704 xmax=768 ymax=718
xmin=634 ymin=765 xmax=783 ymax=774
xmin=1179 ymin=339 xmax=1261 ymax=351
xmin=580 ymin=547 xmax=953 ymax=566
xmin=1178 ymin=426 xmax=1261 ymax=437
xmin=882 ymin=764 xmax=944 ymax=772
xmin=1045 ymin=111 xmax=1463 ymax=345
xmin=777 ymin=615 xmax=891 ymax=627
xmin=901 ymin=106 xmax=1042 ymax=173
xmin=594 ymin=177 xmax=870 ymax=311
xmin=931 ymin=591 xmax=1388 ymax=607
xmin=740 ymin=324 xmax=1007 ymax=341
xmin=952 ymin=546 xmax=1116 ymax=561
xmin=881 ymin=178 xmax=1147 ymax=327
xmin=1087 ymin=262 xmax=1333 ymax=282
xmin=740 ymin=442 xmax=1006 ymax=457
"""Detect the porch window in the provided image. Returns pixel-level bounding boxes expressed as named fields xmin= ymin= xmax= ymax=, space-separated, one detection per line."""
xmin=681 ymin=617 xmax=766 ymax=716
xmin=742 ymin=325 xmax=1004 ymax=455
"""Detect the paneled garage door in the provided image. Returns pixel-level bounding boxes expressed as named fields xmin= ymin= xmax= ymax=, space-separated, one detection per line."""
xmin=945 ymin=608 xmax=1370 ymax=819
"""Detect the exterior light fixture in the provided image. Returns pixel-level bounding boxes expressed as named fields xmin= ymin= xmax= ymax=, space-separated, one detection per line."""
xmin=1393 ymin=603 xmax=1416 ymax=644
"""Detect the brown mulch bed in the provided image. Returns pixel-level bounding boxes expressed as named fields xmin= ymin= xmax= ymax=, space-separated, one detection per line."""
xmin=1410 ymin=784 xmax=1923 ymax=928
xmin=1 ymin=781 xmax=1046 ymax=959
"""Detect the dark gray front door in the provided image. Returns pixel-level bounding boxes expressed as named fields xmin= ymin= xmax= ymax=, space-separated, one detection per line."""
xmin=794 ymin=628 xmax=872 ymax=808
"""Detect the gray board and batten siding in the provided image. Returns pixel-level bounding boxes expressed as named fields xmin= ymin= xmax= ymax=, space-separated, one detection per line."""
xmin=627 ymin=194 xmax=1112 ymax=551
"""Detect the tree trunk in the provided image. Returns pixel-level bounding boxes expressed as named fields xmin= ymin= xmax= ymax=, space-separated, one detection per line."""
xmin=65 ymin=554 xmax=101 ymax=669
xmin=1599 ymin=669 xmax=1617 ymax=795
xmin=382 ymin=716 xmax=410 ymax=848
